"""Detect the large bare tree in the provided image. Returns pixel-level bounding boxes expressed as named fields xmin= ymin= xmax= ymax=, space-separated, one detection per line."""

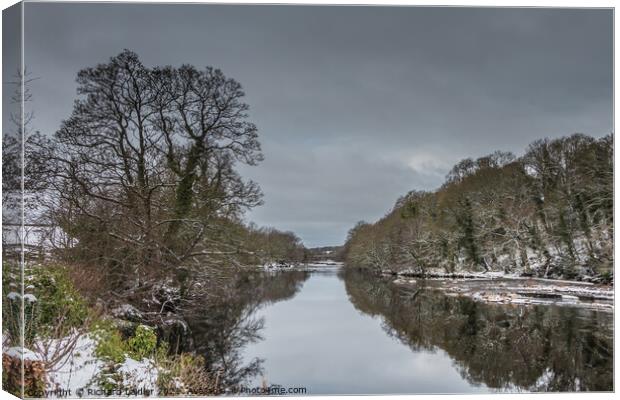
xmin=40 ymin=50 xmax=263 ymax=288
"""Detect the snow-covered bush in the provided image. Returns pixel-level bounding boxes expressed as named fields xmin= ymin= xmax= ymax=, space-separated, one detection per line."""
xmin=2 ymin=262 xmax=90 ymax=347
xmin=2 ymin=263 xmax=37 ymax=346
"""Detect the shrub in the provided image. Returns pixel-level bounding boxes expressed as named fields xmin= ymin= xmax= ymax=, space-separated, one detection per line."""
xmin=63 ymin=261 xmax=112 ymax=304
xmin=91 ymin=320 xmax=214 ymax=395
xmin=156 ymin=353 xmax=219 ymax=396
xmin=29 ymin=264 xmax=89 ymax=336
xmin=2 ymin=353 xmax=46 ymax=397
xmin=126 ymin=325 xmax=157 ymax=360
xmin=2 ymin=263 xmax=40 ymax=346
xmin=2 ymin=291 xmax=38 ymax=346
xmin=93 ymin=322 xmax=158 ymax=364
xmin=92 ymin=321 xmax=127 ymax=364
xmin=93 ymin=363 xmax=125 ymax=392
xmin=2 ymin=262 xmax=91 ymax=345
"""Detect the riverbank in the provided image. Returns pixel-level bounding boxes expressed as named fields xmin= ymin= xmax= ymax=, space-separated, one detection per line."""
xmin=391 ymin=274 xmax=613 ymax=311
xmin=261 ymin=260 xmax=343 ymax=271
xmin=1 ymin=263 xmax=219 ymax=398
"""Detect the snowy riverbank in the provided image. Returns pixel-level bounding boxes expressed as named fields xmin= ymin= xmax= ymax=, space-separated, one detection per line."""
xmin=392 ymin=274 xmax=613 ymax=311
xmin=260 ymin=260 xmax=343 ymax=271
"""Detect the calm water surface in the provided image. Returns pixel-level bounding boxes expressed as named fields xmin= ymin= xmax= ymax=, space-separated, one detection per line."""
xmin=242 ymin=268 xmax=490 ymax=394
xmin=190 ymin=267 xmax=613 ymax=394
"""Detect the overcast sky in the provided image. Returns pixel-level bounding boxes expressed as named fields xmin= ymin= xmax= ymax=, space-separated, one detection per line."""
xmin=10 ymin=4 xmax=613 ymax=247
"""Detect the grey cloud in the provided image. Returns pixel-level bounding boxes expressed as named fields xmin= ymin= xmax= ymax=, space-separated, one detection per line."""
xmin=16 ymin=4 xmax=613 ymax=246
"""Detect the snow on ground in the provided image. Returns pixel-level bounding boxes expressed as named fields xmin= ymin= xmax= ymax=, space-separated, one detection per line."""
xmin=117 ymin=358 xmax=159 ymax=396
xmin=39 ymin=334 xmax=159 ymax=397
xmin=261 ymin=260 xmax=343 ymax=271
xmin=44 ymin=335 xmax=104 ymax=396
xmin=261 ymin=261 xmax=295 ymax=270
xmin=5 ymin=346 xmax=42 ymax=361
xmin=110 ymin=304 xmax=143 ymax=320
xmin=392 ymin=275 xmax=613 ymax=311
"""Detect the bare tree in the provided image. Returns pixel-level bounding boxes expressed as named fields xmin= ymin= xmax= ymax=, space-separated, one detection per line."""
xmin=38 ymin=50 xmax=263 ymax=290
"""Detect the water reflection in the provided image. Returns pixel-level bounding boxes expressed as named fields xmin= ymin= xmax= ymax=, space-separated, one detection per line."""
xmin=342 ymin=270 xmax=613 ymax=392
xmin=185 ymin=270 xmax=310 ymax=386
xmin=184 ymin=268 xmax=612 ymax=393
xmin=239 ymin=269 xmax=489 ymax=394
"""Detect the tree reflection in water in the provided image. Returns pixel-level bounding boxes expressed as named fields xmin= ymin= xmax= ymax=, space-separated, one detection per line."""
xmin=184 ymin=270 xmax=310 ymax=387
xmin=341 ymin=269 xmax=613 ymax=392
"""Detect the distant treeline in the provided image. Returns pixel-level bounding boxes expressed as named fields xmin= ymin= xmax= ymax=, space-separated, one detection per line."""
xmin=220 ymin=224 xmax=346 ymax=265
xmin=305 ymin=246 xmax=345 ymax=262
xmin=236 ymin=223 xmax=306 ymax=265
xmin=343 ymin=133 xmax=613 ymax=281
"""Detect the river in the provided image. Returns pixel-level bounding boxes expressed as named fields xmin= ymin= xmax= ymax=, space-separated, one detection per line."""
xmin=189 ymin=266 xmax=613 ymax=394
